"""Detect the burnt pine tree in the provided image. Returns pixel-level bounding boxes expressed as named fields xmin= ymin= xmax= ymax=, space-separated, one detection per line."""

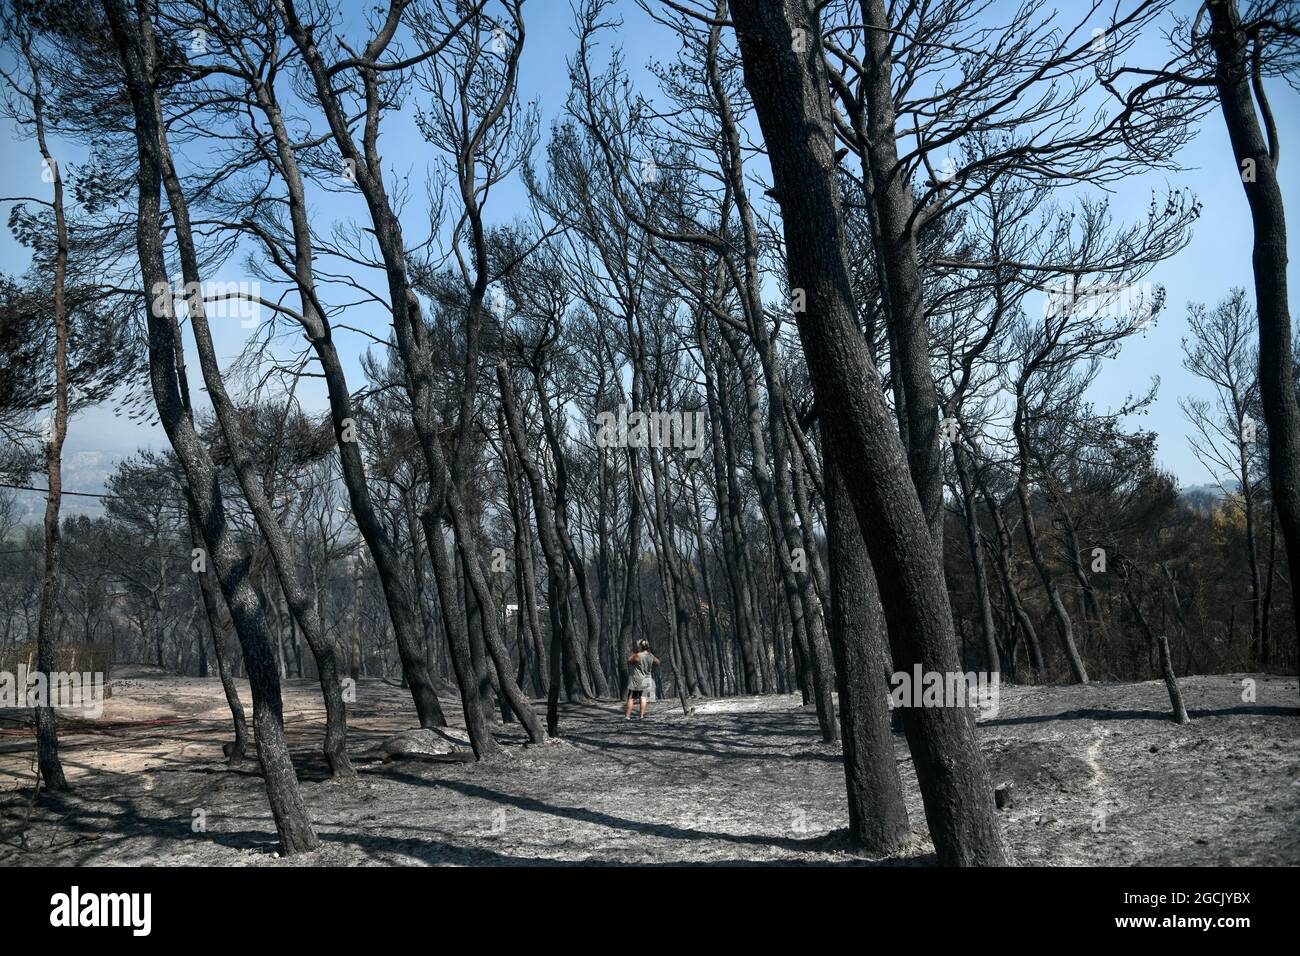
xmin=103 ymin=0 xmax=318 ymax=854
xmin=726 ymin=0 xmax=1009 ymax=866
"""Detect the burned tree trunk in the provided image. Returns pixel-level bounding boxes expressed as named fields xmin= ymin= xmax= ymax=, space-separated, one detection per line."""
xmin=243 ymin=51 xmax=445 ymax=731
xmin=953 ymin=442 xmax=1000 ymax=674
xmin=1206 ymin=0 xmax=1300 ymax=676
xmin=498 ymin=360 xmax=594 ymax=709
xmin=149 ymin=83 xmax=354 ymax=777
xmin=106 ymin=0 xmax=316 ymax=853
xmin=532 ymin=365 xmax=612 ymax=697
xmin=825 ymin=436 xmax=910 ymax=852
xmin=728 ymin=0 xmax=1008 ymax=865
xmin=29 ymin=47 xmax=68 ymax=790
xmin=189 ymin=510 xmax=248 ymax=766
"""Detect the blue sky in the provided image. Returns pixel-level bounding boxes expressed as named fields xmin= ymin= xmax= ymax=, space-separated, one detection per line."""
xmin=2 ymin=0 xmax=1298 ymax=520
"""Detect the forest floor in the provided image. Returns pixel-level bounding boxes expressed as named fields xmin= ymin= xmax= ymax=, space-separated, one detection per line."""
xmin=0 ymin=666 xmax=1296 ymax=866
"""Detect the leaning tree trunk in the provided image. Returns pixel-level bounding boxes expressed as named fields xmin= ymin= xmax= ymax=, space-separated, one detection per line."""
xmin=150 ymin=89 xmax=353 ymax=777
xmin=1120 ymin=563 xmax=1190 ymax=725
xmin=1012 ymin=421 xmax=1088 ymax=683
xmin=106 ymin=0 xmax=317 ymax=854
xmin=727 ymin=0 xmax=1008 ymax=865
xmin=248 ymin=55 xmax=444 ymax=731
xmin=1207 ymin=0 xmax=1300 ymax=678
xmin=825 ymin=436 xmax=911 ymax=852
xmin=978 ymin=476 xmax=1045 ymax=672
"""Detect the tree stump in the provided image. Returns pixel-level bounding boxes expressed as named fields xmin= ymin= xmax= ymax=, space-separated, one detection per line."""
xmin=995 ymin=783 xmax=1015 ymax=810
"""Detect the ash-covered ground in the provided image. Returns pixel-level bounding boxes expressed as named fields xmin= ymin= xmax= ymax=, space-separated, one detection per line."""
xmin=1 ymin=667 xmax=1296 ymax=865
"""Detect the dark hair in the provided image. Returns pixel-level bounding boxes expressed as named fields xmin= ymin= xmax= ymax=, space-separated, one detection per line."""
xmin=638 ymin=640 xmax=650 ymax=651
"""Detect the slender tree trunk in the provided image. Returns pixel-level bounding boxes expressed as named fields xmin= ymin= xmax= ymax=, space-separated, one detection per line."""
xmin=498 ymin=361 xmax=594 ymax=702
xmin=1014 ymin=456 xmax=1088 ymax=683
xmin=1120 ymin=563 xmax=1190 ymax=724
xmin=242 ymin=53 xmax=444 ymax=731
xmin=719 ymin=323 xmax=834 ymax=730
xmin=1261 ymin=504 xmax=1277 ymax=665
xmin=30 ymin=54 xmax=68 ymax=790
xmin=616 ymin=459 xmax=644 ymax=694
xmin=953 ymin=443 xmax=1000 ymax=673
xmin=107 ymin=0 xmax=317 ymax=852
xmin=1012 ymin=401 xmax=1086 ymax=681
xmin=1239 ymin=459 xmax=1264 ymax=666
xmin=532 ymin=367 xmax=612 ymax=696
xmin=699 ymin=331 xmax=763 ymax=691
xmin=980 ymin=480 xmax=1044 ymax=672
xmin=502 ymin=427 xmax=548 ymax=696
xmin=190 ymin=510 xmax=248 ymax=766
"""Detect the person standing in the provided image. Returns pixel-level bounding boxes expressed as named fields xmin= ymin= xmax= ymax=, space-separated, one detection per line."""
xmin=624 ymin=640 xmax=659 ymax=720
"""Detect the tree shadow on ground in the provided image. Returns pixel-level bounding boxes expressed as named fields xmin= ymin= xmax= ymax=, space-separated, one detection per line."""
xmin=379 ymin=769 xmax=839 ymax=853
xmin=982 ymin=703 xmax=1298 ymax=728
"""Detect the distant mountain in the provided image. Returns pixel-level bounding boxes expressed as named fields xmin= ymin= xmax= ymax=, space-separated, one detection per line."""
xmin=1178 ymin=481 xmax=1235 ymax=516
xmin=1180 ymin=481 xmax=1233 ymax=498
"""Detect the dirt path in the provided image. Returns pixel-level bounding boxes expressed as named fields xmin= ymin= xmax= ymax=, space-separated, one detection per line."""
xmin=0 ymin=668 xmax=1296 ymax=865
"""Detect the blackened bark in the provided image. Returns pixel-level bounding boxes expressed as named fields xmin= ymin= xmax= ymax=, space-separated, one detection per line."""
xmin=857 ymin=0 xmax=945 ymax=545
xmin=532 ymin=366 xmax=612 ymax=696
xmin=246 ymin=57 xmax=445 ymax=730
xmin=189 ymin=509 xmax=248 ymax=766
xmin=106 ymin=0 xmax=317 ymax=853
xmin=698 ymin=330 xmax=763 ymax=691
xmin=30 ymin=50 xmax=68 ymax=790
xmin=953 ymin=443 xmax=1000 ymax=673
xmin=149 ymin=74 xmax=353 ymax=776
xmin=719 ymin=322 xmax=834 ymax=728
xmin=458 ymin=550 xmax=499 ymax=723
xmin=498 ymin=361 xmax=593 ymax=708
xmin=1012 ymin=402 xmax=1088 ymax=683
xmin=501 ymin=423 xmax=548 ymax=696
xmin=616 ymin=459 xmax=644 ymax=690
xmin=825 ymin=436 xmax=910 ymax=851
xmin=1156 ymin=635 xmax=1191 ymax=725
xmin=978 ymin=477 xmax=1044 ymax=672
xmin=727 ymin=0 xmax=1008 ymax=864
xmin=1206 ymin=0 xmax=1300 ymax=676
xmin=418 ymin=511 xmax=500 ymax=756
